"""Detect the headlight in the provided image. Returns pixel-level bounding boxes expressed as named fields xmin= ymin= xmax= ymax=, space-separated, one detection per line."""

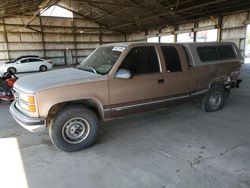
xmin=19 ymin=93 xmax=35 ymax=103
xmin=0 ymin=66 xmax=7 ymax=72
xmin=19 ymin=93 xmax=36 ymax=112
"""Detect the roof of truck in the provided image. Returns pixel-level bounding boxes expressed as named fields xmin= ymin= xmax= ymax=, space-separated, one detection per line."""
xmin=103 ymin=41 xmax=237 ymax=47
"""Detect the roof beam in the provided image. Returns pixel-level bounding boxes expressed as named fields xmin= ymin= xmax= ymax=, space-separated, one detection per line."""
xmin=0 ymin=0 xmax=38 ymax=12
xmin=85 ymin=2 xmax=144 ymax=31
xmin=111 ymin=0 xmax=226 ymax=29
xmin=94 ymin=0 xmax=158 ymax=22
xmin=72 ymin=0 xmax=134 ymax=7
xmin=129 ymin=0 xmax=173 ymax=26
xmin=25 ymin=0 xmax=55 ymax=27
xmin=56 ymin=4 xmax=125 ymax=34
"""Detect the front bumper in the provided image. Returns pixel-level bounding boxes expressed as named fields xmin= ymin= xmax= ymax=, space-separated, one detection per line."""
xmin=9 ymin=101 xmax=46 ymax=132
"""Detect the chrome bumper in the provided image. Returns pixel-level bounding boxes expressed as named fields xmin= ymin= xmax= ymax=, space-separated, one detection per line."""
xmin=9 ymin=101 xmax=46 ymax=132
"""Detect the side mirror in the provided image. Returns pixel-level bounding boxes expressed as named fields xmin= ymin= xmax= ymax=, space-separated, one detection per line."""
xmin=115 ymin=69 xmax=132 ymax=79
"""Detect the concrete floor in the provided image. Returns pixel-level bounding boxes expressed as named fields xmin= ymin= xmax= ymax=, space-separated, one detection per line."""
xmin=0 ymin=65 xmax=250 ymax=188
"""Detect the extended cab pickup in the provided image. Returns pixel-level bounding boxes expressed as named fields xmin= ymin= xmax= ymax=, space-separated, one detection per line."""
xmin=10 ymin=42 xmax=242 ymax=152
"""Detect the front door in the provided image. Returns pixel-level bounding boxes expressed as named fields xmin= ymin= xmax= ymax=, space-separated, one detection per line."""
xmin=17 ymin=58 xmax=31 ymax=72
xmin=108 ymin=46 xmax=165 ymax=117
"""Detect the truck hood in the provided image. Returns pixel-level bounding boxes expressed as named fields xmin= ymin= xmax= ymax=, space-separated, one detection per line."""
xmin=14 ymin=68 xmax=106 ymax=93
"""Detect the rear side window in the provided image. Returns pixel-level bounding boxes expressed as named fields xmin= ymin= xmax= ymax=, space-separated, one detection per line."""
xmin=197 ymin=46 xmax=219 ymax=62
xmin=217 ymin=45 xmax=236 ymax=59
xmin=161 ymin=46 xmax=182 ymax=72
xmin=30 ymin=58 xmax=42 ymax=62
xmin=197 ymin=45 xmax=237 ymax=62
xmin=120 ymin=46 xmax=160 ymax=75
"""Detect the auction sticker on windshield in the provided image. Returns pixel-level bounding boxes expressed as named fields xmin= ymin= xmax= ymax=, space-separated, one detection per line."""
xmin=112 ymin=46 xmax=126 ymax=52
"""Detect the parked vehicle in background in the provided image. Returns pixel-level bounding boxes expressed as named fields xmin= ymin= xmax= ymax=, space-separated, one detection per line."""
xmin=3 ymin=55 xmax=39 ymax=65
xmin=0 ymin=57 xmax=53 ymax=73
xmin=10 ymin=42 xmax=242 ymax=152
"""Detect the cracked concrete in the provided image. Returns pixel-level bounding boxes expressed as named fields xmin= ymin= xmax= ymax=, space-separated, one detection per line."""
xmin=0 ymin=65 xmax=250 ymax=188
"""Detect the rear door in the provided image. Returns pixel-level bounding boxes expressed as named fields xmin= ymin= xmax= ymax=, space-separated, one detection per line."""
xmin=29 ymin=58 xmax=44 ymax=71
xmin=108 ymin=46 xmax=165 ymax=117
xmin=159 ymin=45 xmax=191 ymax=102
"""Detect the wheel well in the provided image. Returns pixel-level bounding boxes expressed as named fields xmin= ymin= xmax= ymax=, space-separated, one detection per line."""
xmin=48 ymin=99 xmax=103 ymax=121
xmin=209 ymin=79 xmax=226 ymax=89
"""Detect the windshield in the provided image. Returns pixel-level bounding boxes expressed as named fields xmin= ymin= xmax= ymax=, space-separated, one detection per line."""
xmin=77 ymin=46 xmax=125 ymax=75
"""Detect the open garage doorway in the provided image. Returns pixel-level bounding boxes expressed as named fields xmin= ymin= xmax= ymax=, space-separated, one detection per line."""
xmin=245 ymin=25 xmax=250 ymax=64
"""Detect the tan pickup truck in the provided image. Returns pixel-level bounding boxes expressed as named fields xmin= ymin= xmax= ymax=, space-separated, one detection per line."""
xmin=10 ymin=42 xmax=242 ymax=152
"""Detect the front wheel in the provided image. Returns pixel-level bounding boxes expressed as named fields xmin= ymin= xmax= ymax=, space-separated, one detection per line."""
xmin=7 ymin=67 xmax=16 ymax=74
xmin=201 ymin=85 xmax=226 ymax=112
xmin=49 ymin=105 xmax=99 ymax=152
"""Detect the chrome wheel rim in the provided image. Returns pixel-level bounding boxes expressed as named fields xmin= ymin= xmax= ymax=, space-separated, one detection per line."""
xmin=62 ymin=117 xmax=90 ymax=144
xmin=209 ymin=92 xmax=222 ymax=110
xmin=10 ymin=68 xmax=15 ymax=73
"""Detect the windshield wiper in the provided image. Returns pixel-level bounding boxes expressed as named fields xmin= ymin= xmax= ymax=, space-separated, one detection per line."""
xmin=86 ymin=66 xmax=97 ymax=74
xmin=77 ymin=66 xmax=101 ymax=74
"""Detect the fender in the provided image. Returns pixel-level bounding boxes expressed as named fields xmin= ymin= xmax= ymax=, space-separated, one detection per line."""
xmin=208 ymin=76 xmax=230 ymax=89
xmin=47 ymin=97 xmax=107 ymax=120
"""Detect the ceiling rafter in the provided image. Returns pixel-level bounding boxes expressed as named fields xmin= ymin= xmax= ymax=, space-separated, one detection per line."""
xmin=25 ymin=0 xmax=56 ymax=26
xmin=94 ymin=0 xmax=159 ymax=22
xmin=56 ymin=4 xmax=125 ymax=34
xmin=0 ymin=0 xmax=39 ymax=12
xmin=1 ymin=0 xmax=250 ymax=34
xmin=129 ymin=0 xmax=173 ymax=26
xmin=72 ymin=0 xmax=134 ymax=7
xmin=84 ymin=1 xmax=145 ymax=31
xmin=110 ymin=0 xmax=227 ymax=29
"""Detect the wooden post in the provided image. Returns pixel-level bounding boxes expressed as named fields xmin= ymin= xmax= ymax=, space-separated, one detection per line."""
xmin=193 ymin=21 xmax=198 ymax=42
xmin=174 ymin=25 xmax=178 ymax=42
xmin=73 ymin=17 xmax=78 ymax=64
xmin=218 ymin=16 xmax=223 ymax=42
xmin=39 ymin=17 xmax=46 ymax=58
xmin=3 ymin=19 xmax=10 ymax=61
xmin=99 ymin=25 xmax=103 ymax=45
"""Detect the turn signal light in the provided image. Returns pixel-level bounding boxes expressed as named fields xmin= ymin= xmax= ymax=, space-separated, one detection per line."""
xmin=28 ymin=105 xmax=36 ymax=112
xmin=28 ymin=96 xmax=35 ymax=104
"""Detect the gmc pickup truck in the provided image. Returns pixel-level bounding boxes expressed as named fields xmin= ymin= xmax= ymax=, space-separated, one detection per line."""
xmin=10 ymin=42 xmax=242 ymax=152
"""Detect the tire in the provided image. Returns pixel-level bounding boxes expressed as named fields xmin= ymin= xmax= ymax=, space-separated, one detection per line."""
xmin=225 ymin=88 xmax=230 ymax=98
xmin=49 ymin=105 xmax=99 ymax=152
xmin=7 ymin=67 xmax=16 ymax=74
xmin=201 ymin=85 xmax=226 ymax=112
xmin=39 ymin=65 xmax=47 ymax=72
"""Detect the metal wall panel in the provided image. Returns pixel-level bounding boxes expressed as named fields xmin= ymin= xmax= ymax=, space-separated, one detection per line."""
xmin=0 ymin=16 xmax=126 ymax=64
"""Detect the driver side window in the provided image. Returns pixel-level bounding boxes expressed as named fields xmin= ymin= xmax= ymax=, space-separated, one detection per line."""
xmin=120 ymin=46 xmax=160 ymax=75
xmin=20 ymin=59 xmax=29 ymax=63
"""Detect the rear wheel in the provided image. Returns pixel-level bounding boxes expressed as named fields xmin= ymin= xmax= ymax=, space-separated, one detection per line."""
xmin=7 ymin=67 xmax=16 ymax=74
xmin=49 ymin=105 xmax=99 ymax=152
xmin=201 ymin=85 xmax=226 ymax=112
xmin=39 ymin=65 xmax=47 ymax=72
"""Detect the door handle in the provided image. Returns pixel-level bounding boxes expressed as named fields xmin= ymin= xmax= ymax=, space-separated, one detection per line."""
xmin=158 ymin=79 xmax=165 ymax=84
